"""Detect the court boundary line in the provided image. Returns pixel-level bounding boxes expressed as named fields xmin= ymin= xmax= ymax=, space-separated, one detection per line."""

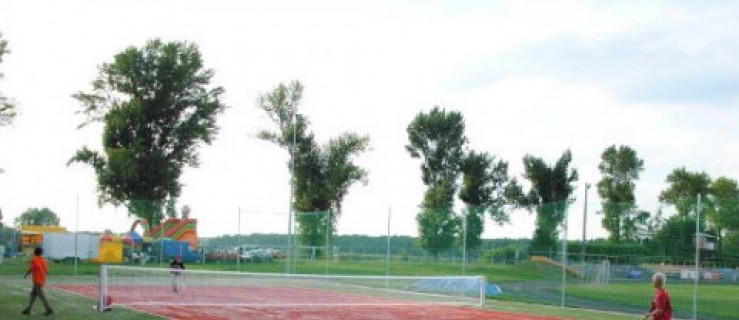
xmin=125 ymin=302 xmax=463 ymax=307
xmin=487 ymin=299 xmax=687 ymax=319
xmin=52 ymin=284 xmax=167 ymax=319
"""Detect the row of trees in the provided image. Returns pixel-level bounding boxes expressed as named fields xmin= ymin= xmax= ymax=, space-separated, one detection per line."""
xmin=404 ymin=107 xmax=739 ymax=260
xmin=64 ymin=40 xmax=368 ymax=251
xmin=2 ymin=36 xmax=736 ymax=261
xmin=405 ymin=107 xmax=578 ymax=254
xmin=2 ymin=37 xmax=369 ymax=252
xmin=256 ymin=81 xmax=369 ymax=250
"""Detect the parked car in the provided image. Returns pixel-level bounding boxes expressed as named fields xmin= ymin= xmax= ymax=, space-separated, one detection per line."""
xmin=241 ymin=249 xmax=273 ymax=263
xmin=267 ymin=248 xmax=285 ymax=259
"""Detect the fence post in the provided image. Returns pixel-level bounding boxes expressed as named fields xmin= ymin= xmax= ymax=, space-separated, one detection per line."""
xmin=561 ymin=204 xmax=568 ymax=308
xmin=386 ymin=207 xmax=391 ymax=288
xmin=98 ymin=265 xmax=107 ymax=312
xmin=693 ymin=195 xmax=701 ymax=320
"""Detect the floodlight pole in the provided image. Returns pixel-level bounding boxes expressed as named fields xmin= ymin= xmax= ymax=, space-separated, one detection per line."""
xmin=582 ymin=183 xmax=590 ymax=267
xmin=237 ymin=207 xmax=241 ymax=271
xmin=74 ymin=194 xmax=79 ymax=276
xmin=561 ymin=204 xmax=568 ymax=308
xmin=286 ymin=113 xmax=296 ymax=274
xmin=462 ymin=209 xmax=467 ymax=275
xmin=693 ymin=195 xmax=701 ymax=320
xmin=325 ymin=211 xmax=330 ymax=274
xmin=386 ymin=207 xmax=391 ymax=288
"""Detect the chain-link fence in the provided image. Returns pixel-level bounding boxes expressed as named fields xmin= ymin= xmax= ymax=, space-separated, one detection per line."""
xmin=4 ymin=197 xmax=738 ymax=319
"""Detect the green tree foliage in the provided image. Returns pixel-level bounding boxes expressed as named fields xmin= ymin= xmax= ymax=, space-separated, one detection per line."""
xmin=69 ymin=39 xmax=226 ymax=229
xmin=652 ymin=215 xmax=698 ymax=261
xmin=293 ymin=133 xmax=369 ymax=249
xmin=406 ymin=107 xmax=467 ymax=254
xmin=257 ymin=81 xmax=369 ymax=250
xmin=596 ymin=145 xmax=647 ymax=242
xmin=417 ymin=180 xmax=459 ymax=254
xmin=706 ymin=176 xmax=739 ymax=256
xmin=708 ymin=177 xmax=739 ymax=231
xmin=256 ymin=81 xmax=304 ymax=150
xmin=519 ymin=150 xmax=578 ymax=254
xmin=14 ymin=208 xmax=60 ymax=226
xmin=659 ymin=167 xmax=711 ymax=218
xmin=0 ymin=32 xmax=16 ymax=126
xmin=723 ymin=230 xmax=739 ymax=257
xmin=458 ymin=151 xmax=516 ymax=249
xmin=406 ymin=107 xmax=467 ymax=186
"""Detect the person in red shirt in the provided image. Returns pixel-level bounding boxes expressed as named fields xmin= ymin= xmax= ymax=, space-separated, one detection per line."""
xmin=645 ymin=272 xmax=672 ymax=320
xmin=22 ymin=247 xmax=54 ymax=316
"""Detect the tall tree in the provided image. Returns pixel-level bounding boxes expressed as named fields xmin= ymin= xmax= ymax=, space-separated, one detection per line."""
xmin=596 ymin=145 xmax=646 ymax=242
xmin=0 ymin=32 xmax=16 ymax=126
xmin=659 ymin=167 xmax=711 ymax=218
xmin=69 ymin=39 xmax=226 ymax=229
xmin=656 ymin=168 xmax=711 ymax=259
xmin=652 ymin=215 xmax=697 ymax=260
xmin=14 ymin=208 xmax=60 ymax=226
xmin=706 ymin=176 xmax=739 ymax=257
xmin=458 ymin=151 xmax=516 ymax=249
xmin=257 ymin=81 xmax=369 ymax=250
xmin=324 ymin=133 xmax=370 ymax=215
xmin=519 ymin=150 xmax=578 ymax=254
xmin=406 ymin=107 xmax=467 ymax=254
xmin=293 ymin=133 xmax=369 ymax=249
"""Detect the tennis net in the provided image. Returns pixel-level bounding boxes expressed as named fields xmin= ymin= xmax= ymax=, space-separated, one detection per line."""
xmin=94 ymin=265 xmax=485 ymax=311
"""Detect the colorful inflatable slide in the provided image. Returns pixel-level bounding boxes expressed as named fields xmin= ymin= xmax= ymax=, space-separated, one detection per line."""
xmin=146 ymin=218 xmax=198 ymax=250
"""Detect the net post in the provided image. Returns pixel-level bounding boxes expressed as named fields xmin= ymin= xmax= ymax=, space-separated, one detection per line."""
xmin=98 ymin=264 xmax=107 ymax=312
xmin=479 ymin=276 xmax=485 ymax=308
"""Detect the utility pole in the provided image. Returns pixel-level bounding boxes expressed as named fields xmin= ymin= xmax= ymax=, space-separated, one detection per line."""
xmin=561 ymin=205 xmax=569 ymax=308
xmin=286 ymin=112 xmax=301 ymax=274
xmin=693 ymin=195 xmax=701 ymax=320
xmin=582 ymin=183 xmax=591 ymax=266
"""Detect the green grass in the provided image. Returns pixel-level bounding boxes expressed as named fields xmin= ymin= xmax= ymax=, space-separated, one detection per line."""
xmin=0 ymin=276 xmax=161 ymax=319
xmin=185 ymin=258 xmax=563 ymax=282
xmin=568 ymin=282 xmax=739 ymax=320
xmin=2 ymin=257 xmax=735 ymax=319
xmin=488 ymin=300 xmax=652 ymax=320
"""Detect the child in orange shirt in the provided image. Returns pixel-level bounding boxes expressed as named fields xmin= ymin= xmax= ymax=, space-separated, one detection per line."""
xmin=22 ymin=247 xmax=53 ymax=316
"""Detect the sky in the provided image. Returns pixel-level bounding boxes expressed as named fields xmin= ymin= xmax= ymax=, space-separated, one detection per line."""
xmin=1 ymin=0 xmax=738 ymax=240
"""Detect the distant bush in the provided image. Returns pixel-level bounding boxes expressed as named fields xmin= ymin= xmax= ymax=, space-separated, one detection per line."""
xmin=568 ymin=240 xmax=649 ymax=264
xmin=484 ymin=245 xmax=527 ymax=264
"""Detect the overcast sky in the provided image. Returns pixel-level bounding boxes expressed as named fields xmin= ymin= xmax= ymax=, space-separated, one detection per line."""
xmin=1 ymin=1 xmax=738 ymax=240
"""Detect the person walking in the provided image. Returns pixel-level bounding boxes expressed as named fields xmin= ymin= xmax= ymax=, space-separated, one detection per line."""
xmin=22 ymin=247 xmax=54 ymax=316
xmin=645 ymin=272 xmax=672 ymax=320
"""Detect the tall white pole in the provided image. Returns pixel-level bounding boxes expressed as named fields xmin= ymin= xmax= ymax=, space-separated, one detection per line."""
xmin=287 ymin=112 xmax=298 ymax=274
xmin=74 ymin=193 xmax=79 ymax=276
xmin=693 ymin=195 xmax=701 ymax=320
xmin=561 ymin=205 xmax=568 ymax=308
xmin=325 ymin=211 xmax=329 ymax=274
xmin=386 ymin=207 xmax=391 ymax=288
xmin=462 ymin=210 xmax=467 ymax=275
xmin=237 ymin=207 xmax=241 ymax=271
xmin=582 ymin=183 xmax=590 ymax=267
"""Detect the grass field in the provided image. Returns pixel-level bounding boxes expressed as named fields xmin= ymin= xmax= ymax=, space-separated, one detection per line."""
xmin=1 ymin=258 xmax=735 ymax=319
xmin=568 ymin=282 xmax=739 ymax=320
xmin=0 ymin=276 xmax=161 ymax=319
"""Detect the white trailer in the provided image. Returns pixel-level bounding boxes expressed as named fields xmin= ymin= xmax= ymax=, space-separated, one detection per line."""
xmin=42 ymin=233 xmax=100 ymax=261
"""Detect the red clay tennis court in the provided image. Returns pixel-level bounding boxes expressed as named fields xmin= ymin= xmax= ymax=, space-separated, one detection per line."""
xmin=56 ymin=284 xmax=563 ymax=320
